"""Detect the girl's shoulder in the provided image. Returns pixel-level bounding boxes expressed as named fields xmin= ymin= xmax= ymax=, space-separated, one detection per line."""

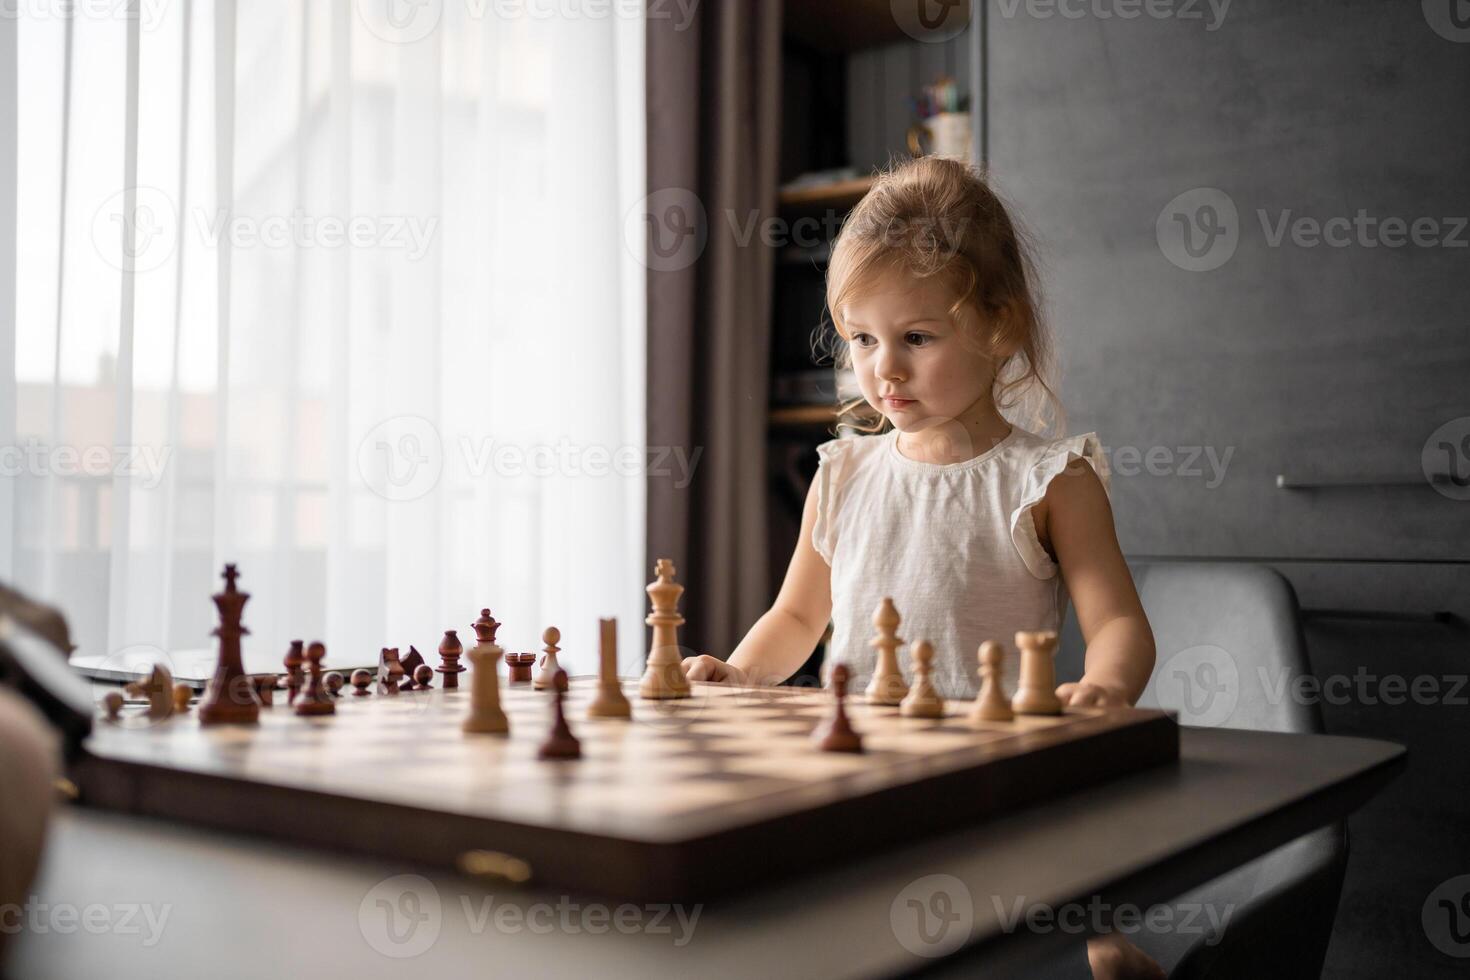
xmin=1007 ymin=427 xmax=1111 ymax=510
xmin=814 ymin=431 xmax=888 ymax=466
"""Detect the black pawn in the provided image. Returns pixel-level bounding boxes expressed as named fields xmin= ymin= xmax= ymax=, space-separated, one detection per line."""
xmin=537 ymin=669 xmax=581 ymax=760
xmin=814 ymin=662 xmax=863 ymax=753
xmin=294 ymin=642 xmax=336 ymax=716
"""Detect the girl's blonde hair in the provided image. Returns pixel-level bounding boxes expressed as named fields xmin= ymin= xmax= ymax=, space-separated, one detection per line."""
xmin=819 ymin=155 xmax=1061 ymax=435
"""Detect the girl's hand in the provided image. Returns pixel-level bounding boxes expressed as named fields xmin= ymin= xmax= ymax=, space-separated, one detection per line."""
xmin=681 ymin=655 xmax=748 ymax=686
xmin=1055 ymin=679 xmax=1131 ymax=710
xmin=1087 ymin=933 xmax=1165 ymax=980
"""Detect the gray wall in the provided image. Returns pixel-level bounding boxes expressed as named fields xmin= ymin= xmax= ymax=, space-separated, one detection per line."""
xmin=985 ymin=0 xmax=1470 ymax=572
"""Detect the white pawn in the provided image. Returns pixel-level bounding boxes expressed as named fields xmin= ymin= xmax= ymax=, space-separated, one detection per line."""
xmin=865 ymin=597 xmax=909 ymax=706
xmin=900 ymin=640 xmax=945 ymax=718
xmin=534 ymin=626 xmax=562 ymax=691
xmin=462 ymin=640 xmax=509 ymax=735
xmin=969 ymin=640 xmax=1014 ymax=725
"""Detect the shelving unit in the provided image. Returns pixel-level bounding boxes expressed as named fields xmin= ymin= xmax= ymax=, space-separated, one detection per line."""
xmin=776 ymin=175 xmax=875 ymax=210
xmin=768 ymin=405 xmax=838 ymax=428
xmin=763 ymin=4 xmax=974 ymax=682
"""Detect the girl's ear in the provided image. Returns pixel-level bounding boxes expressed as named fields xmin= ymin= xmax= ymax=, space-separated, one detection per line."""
xmin=986 ymin=303 xmax=1022 ymax=361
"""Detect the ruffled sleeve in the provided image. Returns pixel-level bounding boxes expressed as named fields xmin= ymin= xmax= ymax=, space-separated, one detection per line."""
xmin=811 ymin=437 xmax=854 ymax=565
xmin=1009 ymin=432 xmax=1110 ymax=579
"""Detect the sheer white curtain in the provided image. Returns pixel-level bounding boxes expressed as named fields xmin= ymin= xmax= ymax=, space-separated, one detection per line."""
xmin=4 ymin=1 xmax=647 ymax=674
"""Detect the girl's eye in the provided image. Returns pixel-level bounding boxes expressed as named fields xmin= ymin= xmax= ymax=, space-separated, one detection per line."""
xmin=905 ymin=332 xmax=932 ymax=346
xmin=851 ymin=333 xmax=875 ymax=348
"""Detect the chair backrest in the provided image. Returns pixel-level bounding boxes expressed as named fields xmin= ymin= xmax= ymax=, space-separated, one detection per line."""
xmin=1058 ymin=562 xmax=1322 ymax=734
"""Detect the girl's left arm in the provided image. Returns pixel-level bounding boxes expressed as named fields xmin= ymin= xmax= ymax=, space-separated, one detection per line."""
xmin=1034 ymin=459 xmax=1156 ymax=708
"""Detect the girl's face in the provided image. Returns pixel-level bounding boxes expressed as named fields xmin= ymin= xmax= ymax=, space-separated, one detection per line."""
xmin=841 ymin=269 xmax=996 ymax=433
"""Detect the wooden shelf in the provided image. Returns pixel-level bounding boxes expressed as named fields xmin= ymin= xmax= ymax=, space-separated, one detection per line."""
xmin=777 ymin=176 xmax=875 ymax=211
xmin=769 ymin=405 xmax=838 ymax=427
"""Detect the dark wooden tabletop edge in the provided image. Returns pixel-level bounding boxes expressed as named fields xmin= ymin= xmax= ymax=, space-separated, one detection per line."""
xmin=901 ymin=733 xmax=1408 ymax=977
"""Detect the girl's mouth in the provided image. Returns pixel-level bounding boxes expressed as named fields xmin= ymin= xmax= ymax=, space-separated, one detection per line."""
xmin=883 ymin=397 xmax=916 ymax=410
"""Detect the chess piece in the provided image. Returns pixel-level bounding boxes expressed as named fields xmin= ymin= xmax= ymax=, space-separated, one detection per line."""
xmin=969 ymin=641 xmax=1014 ymax=724
xmin=378 ymin=647 xmax=405 ymax=695
xmin=125 ymin=663 xmax=175 ymax=721
xmin=462 ymin=632 xmax=509 ymax=735
xmin=587 ymin=618 xmax=632 ymax=719
xmin=399 ymin=647 xmax=427 ymax=690
xmin=413 ymin=664 xmax=434 ymax=689
xmin=198 ymin=564 xmax=262 ymax=725
xmin=537 ymin=669 xmax=581 ymax=759
xmin=470 ymin=611 xmax=513 ymax=685
xmin=294 ymin=642 xmax=336 ymax=717
xmin=101 ymin=690 xmax=124 ymax=721
xmin=507 ymin=653 xmax=535 ymax=683
xmin=813 ymin=662 xmax=863 ymax=753
xmin=639 ymin=558 xmax=691 ymax=700
xmin=324 ymin=672 xmax=345 ymax=698
xmin=172 ymin=683 xmax=192 ymax=715
xmin=283 ymin=640 xmax=305 ymax=706
xmin=350 ymin=669 xmax=373 ymax=696
xmin=534 ymin=627 xmax=562 ymax=690
xmin=1012 ymin=630 xmax=1063 ymax=716
xmin=437 ymin=630 xmax=465 ymax=690
xmin=899 ymin=639 xmax=945 ymax=718
xmin=473 ymin=609 xmax=502 ymax=646
xmin=865 ymin=597 xmax=909 ymax=705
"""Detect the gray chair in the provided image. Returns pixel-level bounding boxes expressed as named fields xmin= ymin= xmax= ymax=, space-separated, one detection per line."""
xmin=1057 ymin=562 xmax=1348 ymax=980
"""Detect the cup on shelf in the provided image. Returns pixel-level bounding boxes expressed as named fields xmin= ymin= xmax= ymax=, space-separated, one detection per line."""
xmin=907 ymin=112 xmax=972 ymax=163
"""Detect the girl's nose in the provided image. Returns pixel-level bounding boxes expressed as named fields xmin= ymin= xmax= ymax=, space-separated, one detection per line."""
xmin=875 ymin=344 xmax=907 ymax=382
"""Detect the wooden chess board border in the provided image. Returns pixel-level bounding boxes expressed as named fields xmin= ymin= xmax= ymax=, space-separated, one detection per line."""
xmin=71 ymin=682 xmax=1179 ymax=903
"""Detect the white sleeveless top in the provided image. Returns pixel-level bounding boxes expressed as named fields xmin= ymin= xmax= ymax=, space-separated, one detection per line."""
xmin=812 ymin=425 xmax=1109 ymax=700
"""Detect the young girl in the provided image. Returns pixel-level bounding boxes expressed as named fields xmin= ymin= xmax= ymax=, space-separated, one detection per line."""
xmin=682 ymin=156 xmax=1162 ymax=979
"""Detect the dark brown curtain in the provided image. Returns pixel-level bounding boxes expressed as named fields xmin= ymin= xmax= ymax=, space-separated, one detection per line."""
xmin=645 ymin=0 xmax=783 ymax=657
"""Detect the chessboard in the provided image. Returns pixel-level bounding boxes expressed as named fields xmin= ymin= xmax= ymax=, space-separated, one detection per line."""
xmin=73 ymin=676 xmax=1178 ymax=902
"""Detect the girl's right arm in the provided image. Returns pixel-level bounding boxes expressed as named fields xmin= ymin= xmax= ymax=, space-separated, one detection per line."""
xmin=683 ymin=479 xmax=833 ymax=686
